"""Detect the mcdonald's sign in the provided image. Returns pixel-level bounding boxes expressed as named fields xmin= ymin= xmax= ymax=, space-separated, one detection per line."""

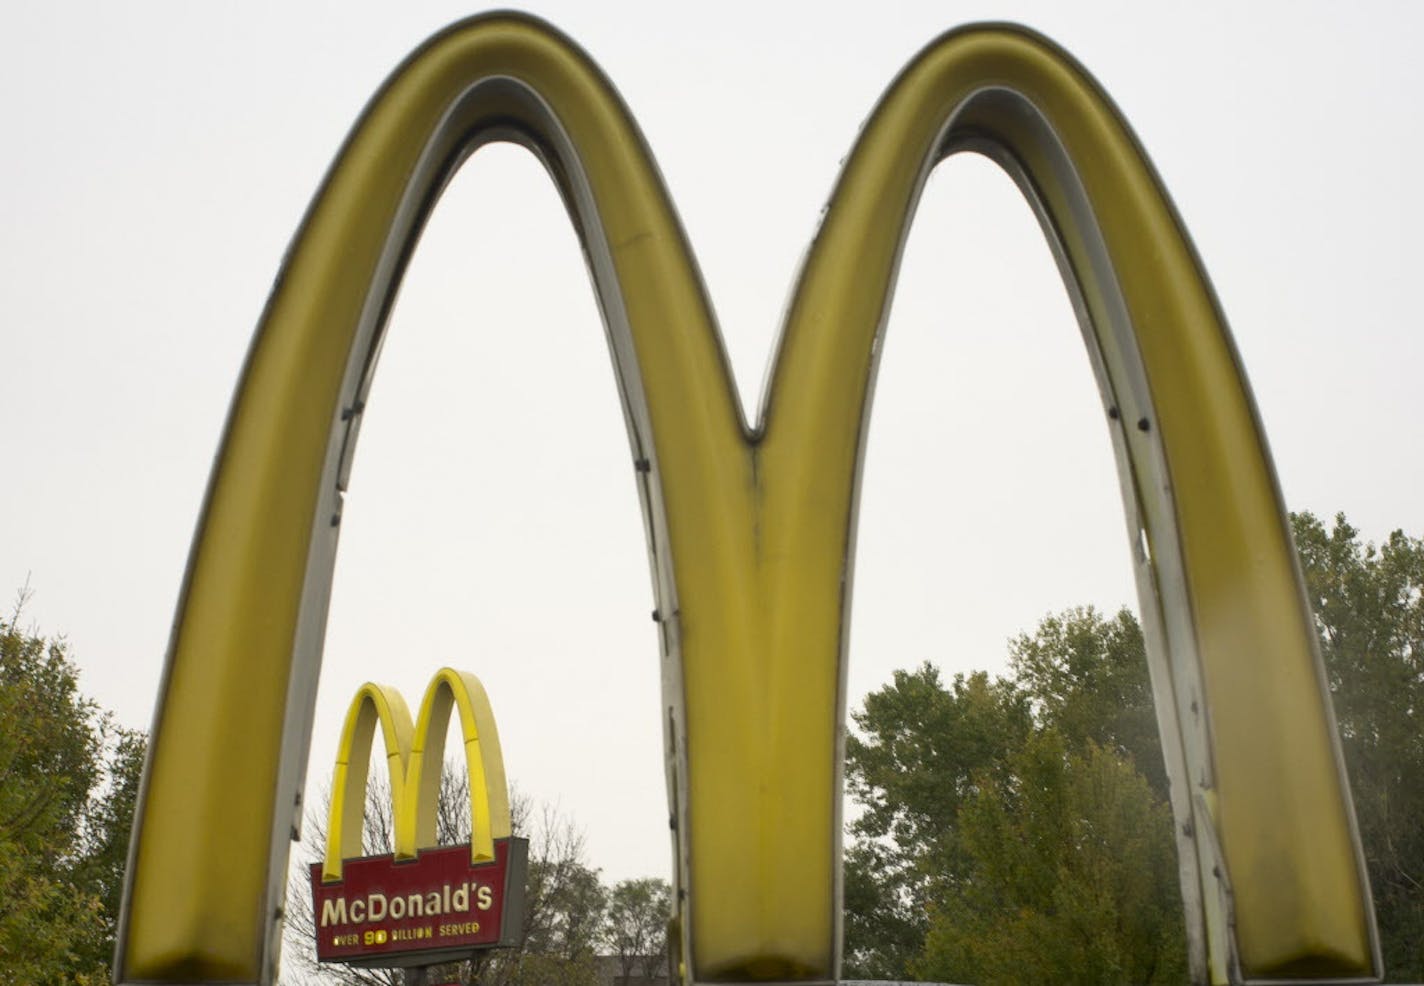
xmin=308 ymin=669 xmax=527 ymax=966
xmin=118 ymin=13 xmax=1383 ymax=986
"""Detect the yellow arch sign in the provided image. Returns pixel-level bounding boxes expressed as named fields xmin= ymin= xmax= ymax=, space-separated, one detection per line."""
xmin=310 ymin=669 xmax=522 ymax=967
xmin=322 ymin=668 xmax=510 ymax=879
xmin=118 ymin=14 xmax=1379 ymax=986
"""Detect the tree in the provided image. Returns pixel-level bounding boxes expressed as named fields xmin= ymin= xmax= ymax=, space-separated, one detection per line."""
xmin=918 ymin=731 xmax=1185 ymax=985
xmin=282 ymin=771 xmax=609 ymax=986
xmin=73 ymin=727 xmax=147 ymax=963
xmin=842 ymin=666 xmax=1032 ymax=978
xmin=1007 ymin=607 xmax=1166 ymax=797
xmin=844 ymin=511 xmax=1424 ymax=984
xmin=845 ymin=634 xmax=1186 ymax=983
xmin=1292 ymin=512 xmax=1423 ymax=980
xmin=603 ymin=877 xmax=671 ymax=985
xmin=518 ymin=802 xmax=608 ymax=966
xmin=0 ymin=595 xmax=146 ymax=984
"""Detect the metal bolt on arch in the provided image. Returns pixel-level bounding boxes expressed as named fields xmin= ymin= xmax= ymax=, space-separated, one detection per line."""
xmin=117 ymin=13 xmax=1381 ymax=986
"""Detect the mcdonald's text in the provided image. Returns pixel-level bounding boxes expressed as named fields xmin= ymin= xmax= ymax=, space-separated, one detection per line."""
xmin=318 ymin=879 xmax=494 ymax=927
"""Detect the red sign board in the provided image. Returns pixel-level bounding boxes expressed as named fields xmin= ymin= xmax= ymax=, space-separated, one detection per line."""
xmin=310 ymin=837 xmax=527 ymax=967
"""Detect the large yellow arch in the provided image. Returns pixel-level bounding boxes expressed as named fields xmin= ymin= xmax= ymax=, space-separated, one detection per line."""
xmin=117 ymin=14 xmax=1377 ymax=985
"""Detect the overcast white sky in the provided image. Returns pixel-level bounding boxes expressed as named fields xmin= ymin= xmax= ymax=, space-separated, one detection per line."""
xmin=2 ymin=1 xmax=1421 ymax=894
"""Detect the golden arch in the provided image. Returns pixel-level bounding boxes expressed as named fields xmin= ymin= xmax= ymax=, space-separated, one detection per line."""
xmin=118 ymin=14 xmax=1378 ymax=986
xmin=322 ymin=668 xmax=510 ymax=882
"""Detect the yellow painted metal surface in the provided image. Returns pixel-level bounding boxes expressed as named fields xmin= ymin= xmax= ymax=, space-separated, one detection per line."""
xmin=118 ymin=13 xmax=1376 ymax=985
xmin=322 ymin=669 xmax=510 ymax=883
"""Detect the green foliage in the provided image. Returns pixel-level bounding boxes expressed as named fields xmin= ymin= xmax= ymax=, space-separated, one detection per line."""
xmin=844 ymin=622 xmax=1183 ymax=983
xmin=1292 ymin=512 xmax=1423 ymax=980
xmin=73 ymin=727 xmax=147 ymax=959
xmin=845 ymin=510 xmax=1424 ymax=983
xmin=841 ymin=840 xmax=925 ymax=980
xmin=0 ymin=616 xmax=102 ymax=856
xmin=1 ymin=604 xmax=145 ymax=984
xmin=0 ymin=852 xmax=109 ymax=986
xmin=498 ymin=950 xmax=605 ymax=986
xmin=521 ymin=847 xmax=608 ymax=962
xmin=843 ymin=667 xmax=1031 ymax=978
xmin=603 ymin=877 xmax=671 ymax=983
xmin=848 ymin=667 xmax=1033 ymax=857
xmin=920 ymin=732 xmax=1185 ymax=985
xmin=1008 ymin=607 xmax=1166 ymax=797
